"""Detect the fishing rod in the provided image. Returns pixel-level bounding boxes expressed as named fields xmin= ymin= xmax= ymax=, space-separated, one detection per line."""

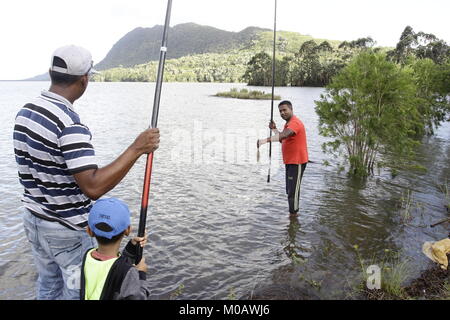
xmin=267 ymin=0 xmax=277 ymax=183
xmin=430 ymin=217 xmax=450 ymax=228
xmin=136 ymin=0 xmax=172 ymax=264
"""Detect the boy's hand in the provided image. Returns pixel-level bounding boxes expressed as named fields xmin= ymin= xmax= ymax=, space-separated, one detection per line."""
xmin=135 ymin=257 xmax=148 ymax=273
xmin=131 ymin=234 xmax=148 ymax=248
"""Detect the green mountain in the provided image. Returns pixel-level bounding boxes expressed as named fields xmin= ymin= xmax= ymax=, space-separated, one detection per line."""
xmin=26 ymin=22 xmax=345 ymax=81
xmin=94 ymin=27 xmax=346 ymax=83
xmin=95 ymin=23 xmax=270 ymax=70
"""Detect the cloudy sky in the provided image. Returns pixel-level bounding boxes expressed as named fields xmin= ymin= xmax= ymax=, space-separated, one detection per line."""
xmin=1 ymin=0 xmax=449 ymax=80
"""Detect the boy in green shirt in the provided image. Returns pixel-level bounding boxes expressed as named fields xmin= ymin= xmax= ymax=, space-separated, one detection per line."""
xmin=80 ymin=198 xmax=150 ymax=300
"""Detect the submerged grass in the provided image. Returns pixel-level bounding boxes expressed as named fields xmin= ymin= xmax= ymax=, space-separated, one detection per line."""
xmin=398 ymin=189 xmax=427 ymax=227
xmin=169 ymin=283 xmax=185 ymax=299
xmin=215 ymin=88 xmax=281 ymax=100
xmin=438 ymin=179 xmax=449 ymax=210
xmin=399 ymin=190 xmax=414 ymax=224
xmin=227 ymin=287 xmax=237 ymax=300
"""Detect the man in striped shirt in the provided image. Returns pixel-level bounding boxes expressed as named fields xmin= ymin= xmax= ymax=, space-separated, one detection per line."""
xmin=14 ymin=45 xmax=160 ymax=300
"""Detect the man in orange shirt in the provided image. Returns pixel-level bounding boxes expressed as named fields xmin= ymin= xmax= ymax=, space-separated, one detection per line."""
xmin=257 ymin=100 xmax=309 ymax=216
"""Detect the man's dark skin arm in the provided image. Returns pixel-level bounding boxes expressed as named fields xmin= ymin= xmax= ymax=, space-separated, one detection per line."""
xmin=278 ymin=128 xmax=295 ymax=141
xmin=257 ymin=121 xmax=295 ymax=148
xmin=73 ymin=128 xmax=159 ymax=200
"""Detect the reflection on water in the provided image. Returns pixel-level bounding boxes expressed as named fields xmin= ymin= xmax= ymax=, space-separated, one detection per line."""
xmin=0 ymin=82 xmax=448 ymax=299
xmin=283 ymin=216 xmax=303 ymax=261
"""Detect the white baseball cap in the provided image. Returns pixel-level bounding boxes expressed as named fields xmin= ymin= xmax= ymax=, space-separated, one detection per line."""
xmin=50 ymin=45 xmax=99 ymax=76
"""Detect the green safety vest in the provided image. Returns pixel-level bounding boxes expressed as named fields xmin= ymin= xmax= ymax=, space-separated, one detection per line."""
xmin=84 ymin=248 xmax=119 ymax=300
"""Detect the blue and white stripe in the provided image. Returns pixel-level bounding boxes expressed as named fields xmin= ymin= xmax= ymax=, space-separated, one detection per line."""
xmin=13 ymin=90 xmax=97 ymax=230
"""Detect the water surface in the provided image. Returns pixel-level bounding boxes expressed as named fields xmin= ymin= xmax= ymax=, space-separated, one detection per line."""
xmin=0 ymin=82 xmax=448 ymax=299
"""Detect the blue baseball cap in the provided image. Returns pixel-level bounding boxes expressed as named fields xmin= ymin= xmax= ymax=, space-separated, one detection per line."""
xmin=88 ymin=198 xmax=131 ymax=239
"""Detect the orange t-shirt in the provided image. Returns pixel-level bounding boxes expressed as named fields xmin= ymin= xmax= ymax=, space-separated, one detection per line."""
xmin=281 ymin=115 xmax=308 ymax=164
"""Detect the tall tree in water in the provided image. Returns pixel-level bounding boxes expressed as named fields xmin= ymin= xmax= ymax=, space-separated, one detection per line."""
xmin=315 ymin=51 xmax=422 ymax=177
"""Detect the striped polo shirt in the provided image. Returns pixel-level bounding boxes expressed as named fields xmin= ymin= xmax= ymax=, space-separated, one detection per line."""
xmin=13 ymin=90 xmax=98 ymax=230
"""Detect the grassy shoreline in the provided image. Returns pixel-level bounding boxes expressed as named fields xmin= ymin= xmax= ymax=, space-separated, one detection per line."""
xmin=360 ymin=264 xmax=449 ymax=300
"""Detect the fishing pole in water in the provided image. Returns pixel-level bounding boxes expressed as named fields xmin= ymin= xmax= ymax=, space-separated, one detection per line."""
xmin=430 ymin=217 xmax=450 ymax=228
xmin=136 ymin=0 xmax=172 ymax=265
xmin=267 ymin=0 xmax=277 ymax=183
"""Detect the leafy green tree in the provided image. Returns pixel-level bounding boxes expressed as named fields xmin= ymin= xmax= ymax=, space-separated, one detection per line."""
xmin=242 ymin=52 xmax=272 ymax=85
xmin=315 ymin=51 xmax=422 ymax=176
xmin=278 ymin=36 xmax=288 ymax=52
xmin=318 ymin=41 xmax=333 ymax=52
xmin=289 ymin=40 xmax=348 ymax=87
xmin=411 ymin=58 xmax=450 ymax=134
xmin=388 ymin=26 xmax=450 ymax=64
xmin=415 ymin=38 xmax=450 ymax=64
xmin=277 ymin=56 xmax=293 ymax=86
xmin=338 ymin=37 xmax=375 ymax=50
xmin=291 ymin=40 xmax=321 ymax=86
xmin=299 ymin=40 xmax=319 ymax=55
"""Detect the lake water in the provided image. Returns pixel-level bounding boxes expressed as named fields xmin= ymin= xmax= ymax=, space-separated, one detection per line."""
xmin=0 ymin=81 xmax=448 ymax=299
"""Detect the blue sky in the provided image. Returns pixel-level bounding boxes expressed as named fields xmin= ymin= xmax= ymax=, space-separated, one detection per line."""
xmin=1 ymin=0 xmax=449 ymax=80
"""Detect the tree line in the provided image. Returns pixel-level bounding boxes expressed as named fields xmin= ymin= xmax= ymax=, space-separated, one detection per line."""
xmin=243 ymin=26 xmax=449 ymax=88
xmin=243 ymin=37 xmax=378 ymax=87
xmin=94 ymin=51 xmax=253 ymax=83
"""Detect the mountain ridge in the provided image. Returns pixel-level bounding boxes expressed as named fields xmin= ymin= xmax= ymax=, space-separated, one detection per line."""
xmin=24 ymin=22 xmax=344 ymax=81
xmin=94 ymin=23 xmax=271 ymax=70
